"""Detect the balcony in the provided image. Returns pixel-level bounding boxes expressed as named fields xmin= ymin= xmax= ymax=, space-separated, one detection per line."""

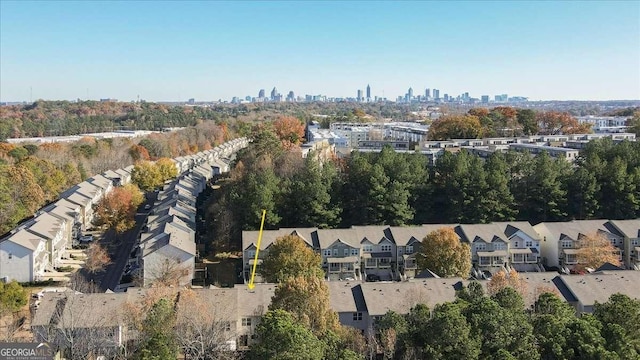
xmin=327 ymin=256 xmax=359 ymax=273
xmin=563 ymin=249 xmax=579 ymax=265
xmin=477 ymin=251 xmax=507 ymax=267
xmin=362 ymin=252 xmax=393 ymax=269
xmin=510 ymin=248 xmax=539 ymax=264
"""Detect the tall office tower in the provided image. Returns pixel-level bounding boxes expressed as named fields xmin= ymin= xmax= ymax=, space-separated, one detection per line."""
xmin=408 ymin=87 xmax=414 ymax=100
xmin=464 ymin=92 xmax=469 ymax=101
xmin=271 ymin=87 xmax=278 ymax=100
xmin=287 ymin=91 xmax=295 ymax=101
xmin=425 ymin=88 xmax=431 ymax=99
xmin=433 ymin=89 xmax=440 ymax=100
xmin=366 ymin=84 xmax=371 ymax=100
xmin=357 ymin=89 xmax=363 ymax=102
xmin=258 ymin=89 xmax=265 ymax=98
xmin=481 ymin=95 xmax=489 ymax=104
xmin=444 ymin=94 xmax=449 ymax=101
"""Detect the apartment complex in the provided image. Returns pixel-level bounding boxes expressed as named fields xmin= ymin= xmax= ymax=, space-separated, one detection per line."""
xmin=242 ymin=219 xmax=640 ymax=285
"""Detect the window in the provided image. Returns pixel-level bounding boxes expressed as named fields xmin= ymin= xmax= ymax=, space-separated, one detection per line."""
xmin=344 ymin=248 xmax=349 ymax=256
xmin=525 ymin=240 xmax=533 ymax=247
xmin=242 ymin=318 xmax=252 ymax=327
xmin=514 ymin=241 xmax=519 ymax=248
xmin=323 ymin=249 xmax=332 ymax=256
xmin=350 ymin=249 xmax=358 ymax=256
xmin=494 ymin=243 xmax=505 ymax=250
xmin=8 ymin=253 xmax=12 ymax=260
xmin=632 ymin=239 xmax=639 ymax=246
xmin=475 ymin=243 xmax=486 ymax=251
xmin=223 ymin=321 xmax=231 ymax=331
xmin=239 ymin=335 xmax=248 ymax=347
xmin=248 ymin=250 xmax=255 ymax=258
xmin=561 ymin=240 xmax=573 ymax=248
xmin=353 ymin=312 xmax=363 ymax=321
xmin=333 ymin=248 xmax=339 ymax=256
xmin=398 ymin=247 xmax=404 ymax=255
xmin=363 ymin=245 xmax=373 ymax=253
xmin=381 ymin=244 xmax=392 ymax=252
xmin=406 ymin=245 xmax=413 ymax=254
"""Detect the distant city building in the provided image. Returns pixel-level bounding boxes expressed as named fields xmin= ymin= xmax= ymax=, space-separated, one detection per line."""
xmin=100 ymin=98 xmax=117 ymax=102
xmin=188 ymin=98 xmax=195 ymax=104
xmin=258 ymin=89 xmax=265 ymax=98
xmin=425 ymin=88 xmax=431 ymax=99
xmin=270 ymin=87 xmax=278 ymax=100
xmin=408 ymin=87 xmax=413 ymax=100
xmin=495 ymin=94 xmax=509 ymax=103
xmin=481 ymin=95 xmax=490 ymax=104
xmin=366 ymin=84 xmax=371 ymax=101
xmin=433 ymin=89 xmax=440 ymax=100
xmin=357 ymin=89 xmax=363 ymax=102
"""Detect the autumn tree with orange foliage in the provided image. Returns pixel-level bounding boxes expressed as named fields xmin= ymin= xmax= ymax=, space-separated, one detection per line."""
xmin=273 ymin=116 xmax=305 ymax=149
xmin=93 ymin=184 xmax=144 ymax=233
xmin=576 ymin=232 xmax=621 ymax=271
xmin=84 ymin=242 xmax=111 ymax=273
xmin=487 ymin=268 xmax=527 ymax=297
xmin=129 ymin=144 xmax=151 ymax=162
xmin=427 ymin=114 xmax=483 ymax=140
xmin=537 ymin=111 xmax=592 ymax=135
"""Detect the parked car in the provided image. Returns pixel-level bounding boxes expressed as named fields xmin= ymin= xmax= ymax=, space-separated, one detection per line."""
xmin=79 ymin=235 xmax=94 ymax=243
xmin=144 ymin=204 xmax=151 ymax=210
xmin=366 ymin=274 xmax=381 ymax=282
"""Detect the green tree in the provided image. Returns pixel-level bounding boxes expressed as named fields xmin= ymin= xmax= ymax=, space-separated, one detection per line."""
xmin=0 ymin=280 xmax=28 ymax=314
xmin=516 ymin=109 xmax=538 ymax=135
xmin=282 ymin=156 xmax=340 ymax=228
xmin=456 ymin=281 xmax=485 ymax=304
xmin=422 ymin=302 xmax=480 ymax=360
xmin=594 ymin=294 xmax=640 ymax=358
xmin=512 ymin=152 xmax=569 ymax=223
xmin=567 ymin=166 xmax=601 ymax=219
xmin=248 ymin=310 xmax=325 ymax=360
xmin=484 ymin=153 xmax=517 ymax=221
xmin=418 ymin=227 xmax=471 ymax=278
xmin=136 ymin=298 xmax=178 ymax=360
xmin=465 ymin=297 xmax=538 ymax=360
xmin=261 ymin=235 xmax=324 ymax=283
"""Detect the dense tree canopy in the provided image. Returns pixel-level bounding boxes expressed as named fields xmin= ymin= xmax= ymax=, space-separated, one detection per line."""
xmin=260 ymin=235 xmax=324 ymax=283
xmin=417 ymin=227 xmax=472 ymax=278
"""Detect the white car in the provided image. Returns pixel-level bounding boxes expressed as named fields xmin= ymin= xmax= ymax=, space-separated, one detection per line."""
xmin=79 ymin=235 xmax=94 ymax=243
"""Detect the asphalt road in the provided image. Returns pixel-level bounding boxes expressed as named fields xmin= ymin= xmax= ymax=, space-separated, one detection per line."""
xmin=87 ymin=192 xmax=156 ymax=291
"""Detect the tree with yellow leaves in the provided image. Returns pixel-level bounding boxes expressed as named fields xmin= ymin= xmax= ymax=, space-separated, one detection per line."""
xmin=576 ymin=232 xmax=621 ymax=271
xmin=417 ymin=227 xmax=472 ymax=278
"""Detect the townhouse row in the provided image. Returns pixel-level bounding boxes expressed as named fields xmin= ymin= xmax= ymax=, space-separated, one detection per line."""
xmin=31 ymin=270 xmax=640 ymax=355
xmin=131 ymin=138 xmax=249 ymax=288
xmin=242 ymin=219 xmax=640 ymax=283
xmin=0 ymin=137 xmax=249 ymax=283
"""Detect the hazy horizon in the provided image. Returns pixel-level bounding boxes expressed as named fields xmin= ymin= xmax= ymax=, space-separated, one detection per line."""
xmin=1 ymin=1 xmax=639 ymax=102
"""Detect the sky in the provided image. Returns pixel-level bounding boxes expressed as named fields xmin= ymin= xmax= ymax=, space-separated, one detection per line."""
xmin=1 ymin=1 xmax=639 ymax=102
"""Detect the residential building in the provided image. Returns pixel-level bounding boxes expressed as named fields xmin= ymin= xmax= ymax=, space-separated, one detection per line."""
xmin=456 ymin=222 xmax=542 ymax=274
xmin=534 ymin=220 xmax=624 ymax=272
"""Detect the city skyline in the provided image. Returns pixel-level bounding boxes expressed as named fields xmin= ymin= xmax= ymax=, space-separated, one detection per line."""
xmin=1 ymin=1 xmax=639 ymax=102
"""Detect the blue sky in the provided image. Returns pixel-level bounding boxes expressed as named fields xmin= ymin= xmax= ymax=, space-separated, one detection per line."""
xmin=1 ymin=1 xmax=639 ymax=102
